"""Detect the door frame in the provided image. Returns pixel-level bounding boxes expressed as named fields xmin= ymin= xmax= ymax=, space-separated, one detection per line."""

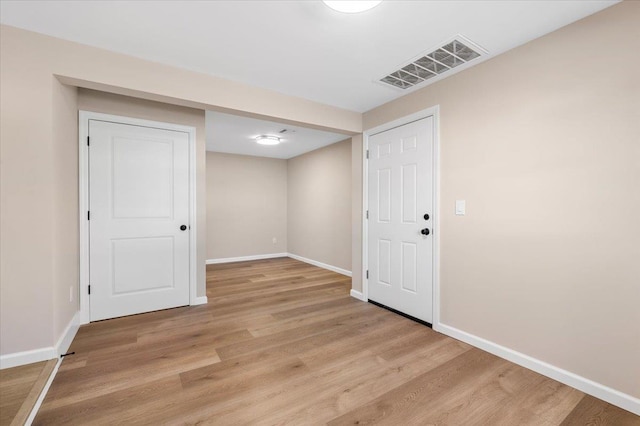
xmin=361 ymin=105 xmax=441 ymax=329
xmin=78 ymin=111 xmax=198 ymax=325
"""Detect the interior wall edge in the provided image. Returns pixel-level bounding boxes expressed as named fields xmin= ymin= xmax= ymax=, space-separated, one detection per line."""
xmin=349 ymin=289 xmax=366 ymax=302
xmin=287 ymin=139 xmax=352 ymax=272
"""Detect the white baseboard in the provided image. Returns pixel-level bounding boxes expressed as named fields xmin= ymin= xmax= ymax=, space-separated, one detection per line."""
xmin=207 ymin=252 xmax=353 ymax=278
xmin=0 ymin=348 xmax=56 ymax=370
xmin=435 ymin=323 xmax=640 ymax=416
xmin=206 ymin=253 xmax=288 ymax=265
xmin=287 ymin=253 xmax=352 ymax=277
xmin=350 ymin=289 xmax=366 ymax=301
xmin=56 ymin=311 xmax=80 ymax=356
xmin=25 ymin=356 xmax=63 ymax=426
xmin=191 ymin=296 xmax=208 ymax=306
xmin=0 ymin=311 xmax=79 ymax=370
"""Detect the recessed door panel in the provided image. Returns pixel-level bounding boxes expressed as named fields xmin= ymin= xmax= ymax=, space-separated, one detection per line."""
xmin=401 ymin=163 xmax=417 ymax=224
xmin=378 ymin=239 xmax=392 ymax=285
xmin=112 ymin=137 xmax=173 ymax=219
xmin=378 ymin=142 xmax=392 ymax=158
xmin=377 ymin=168 xmax=391 ymax=223
xmin=401 ymin=135 xmax=417 ymax=152
xmin=401 ymin=242 xmax=417 ymax=293
xmin=112 ymin=237 xmax=175 ymax=295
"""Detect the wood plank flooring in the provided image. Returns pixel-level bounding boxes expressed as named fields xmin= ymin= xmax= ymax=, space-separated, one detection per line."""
xmin=1 ymin=359 xmax=56 ymax=426
xmin=33 ymin=258 xmax=638 ymax=425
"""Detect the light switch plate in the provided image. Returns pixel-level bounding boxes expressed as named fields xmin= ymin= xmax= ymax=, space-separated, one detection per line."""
xmin=455 ymin=200 xmax=466 ymax=215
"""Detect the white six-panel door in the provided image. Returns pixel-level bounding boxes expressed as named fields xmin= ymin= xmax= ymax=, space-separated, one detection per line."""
xmin=368 ymin=117 xmax=434 ymax=323
xmin=89 ymin=120 xmax=190 ymax=321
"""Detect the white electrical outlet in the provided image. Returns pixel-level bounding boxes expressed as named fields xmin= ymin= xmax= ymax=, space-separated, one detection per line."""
xmin=272 ymin=237 xmax=277 ymax=244
xmin=455 ymin=200 xmax=466 ymax=215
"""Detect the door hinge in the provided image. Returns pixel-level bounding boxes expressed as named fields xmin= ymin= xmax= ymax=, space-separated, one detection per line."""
xmin=366 ymin=210 xmax=369 ymax=219
xmin=366 ymin=270 xmax=369 ymax=279
xmin=366 ymin=150 xmax=369 ymax=159
xmin=87 ymin=211 xmax=90 ymax=220
xmin=88 ymin=285 xmax=91 ymax=295
xmin=87 ymin=136 xmax=90 ymax=146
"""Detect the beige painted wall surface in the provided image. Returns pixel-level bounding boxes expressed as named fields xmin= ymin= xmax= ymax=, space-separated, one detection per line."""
xmin=1 ymin=37 xmax=57 ymax=355
xmin=52 ymin=81 xmax=79 ymax=342
xmin=207 ymin=152 xmax=287 ymax=259
xmin=78 ymin=89 xmax=207 ymax=299
xmin=362 ymin=1 xmax=640 ymax=398
xmin=288 ymin=139 xmax=352 ymax=272
xmin=351 ymin=135 xmax=363 ymax=292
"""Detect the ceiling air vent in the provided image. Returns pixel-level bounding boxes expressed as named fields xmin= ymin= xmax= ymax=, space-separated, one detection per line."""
xmin=380 ymin=38 xmax=483 ymax=90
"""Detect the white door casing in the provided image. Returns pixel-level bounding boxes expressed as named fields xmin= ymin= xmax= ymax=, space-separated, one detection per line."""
xmin=79 ymin=112 xmax=197 ymax=323
xmin=367 ymin=116 xmax=434 ymax=323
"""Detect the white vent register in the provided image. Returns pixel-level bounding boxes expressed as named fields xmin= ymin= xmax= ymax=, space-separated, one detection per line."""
xmin=380 ymin=38 xmax=484 ymax=90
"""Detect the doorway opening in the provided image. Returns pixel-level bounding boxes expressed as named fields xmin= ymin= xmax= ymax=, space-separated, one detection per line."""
xmin=79 ymin=111 xmax=198 ymax=323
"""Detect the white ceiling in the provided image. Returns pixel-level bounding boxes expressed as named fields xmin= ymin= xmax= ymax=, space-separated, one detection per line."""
xmin=206 ymin=111 xmax=348 ymax=159
xmin=1 ymin=0 xmax=617 ymax=158
xmin=0 ymin=0 xmax=617 ymax=113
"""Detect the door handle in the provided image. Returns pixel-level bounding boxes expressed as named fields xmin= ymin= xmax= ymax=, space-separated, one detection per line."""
xmin=420 ymin=228 xmax=430 ymax=235
xmin=180 ymin=225 xmax=188 ymax=231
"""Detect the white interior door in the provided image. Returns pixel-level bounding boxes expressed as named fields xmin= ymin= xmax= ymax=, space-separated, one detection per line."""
xmin=89 ymin=120 xmax=190 ymax=321
xmin=368 ymin=117 xmax=434 ymax=323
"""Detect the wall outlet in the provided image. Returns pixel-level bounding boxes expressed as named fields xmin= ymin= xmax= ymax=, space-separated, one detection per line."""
xmin=272 ymin=237 xmax=277 ymax=244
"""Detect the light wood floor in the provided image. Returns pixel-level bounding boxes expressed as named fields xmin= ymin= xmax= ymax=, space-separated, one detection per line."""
xmin=34 ymin=258 xmax=638 ymax=425
xmin=1 ymin=359 xmax=56 ymax=426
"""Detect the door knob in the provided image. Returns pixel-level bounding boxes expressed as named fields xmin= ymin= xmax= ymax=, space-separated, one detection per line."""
xmin=420 ymin=228 xmax=430 ymax=235
xmin=180 ymin=225 xmax=187 ymax=231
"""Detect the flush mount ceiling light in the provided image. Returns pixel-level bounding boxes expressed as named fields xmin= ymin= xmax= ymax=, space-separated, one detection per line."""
xmin=323 ymin=0 xmax=382 ymax=14
xmin=255 ymin=135 xmax=281 ymax=145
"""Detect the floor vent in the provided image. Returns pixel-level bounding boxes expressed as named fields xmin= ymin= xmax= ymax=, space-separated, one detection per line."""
xmin=380 ymin=38 xmax=483 ymax=90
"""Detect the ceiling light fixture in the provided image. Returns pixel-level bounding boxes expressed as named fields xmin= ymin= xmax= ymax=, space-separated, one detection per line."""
xmin=255 ymin=135 xmax=281 ymax=145
xmin=322 ymin=0 xmax=382 ymax=14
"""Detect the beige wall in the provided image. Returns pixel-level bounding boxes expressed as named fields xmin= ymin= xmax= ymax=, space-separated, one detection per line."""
xmin=206 ymin=152 xmax=287 ymax=259
xmin=362 ymin=1 xmax=640 ymax=398
xmin=288 ymin=139 xmax=352 ymax=271
xmin=1 ymin=45 xmax=59 ymax=354
xmin=0 ymin=22 xmax=358 ymax=358
xmin=0 ymin=61 xmax=79 ymax=358
xmin=52 ymin=80 xmax=79 ymax=343
xmin=351 ymin=135 xmax=363 ymax=291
